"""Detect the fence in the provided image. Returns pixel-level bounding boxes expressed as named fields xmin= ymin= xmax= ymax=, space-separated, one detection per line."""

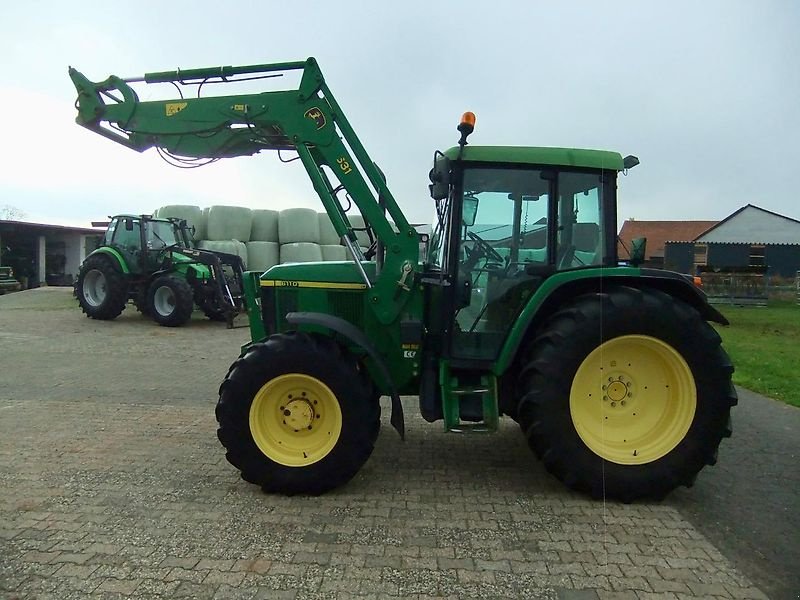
xmin=700 ymin=272 xmax=768 ymax=306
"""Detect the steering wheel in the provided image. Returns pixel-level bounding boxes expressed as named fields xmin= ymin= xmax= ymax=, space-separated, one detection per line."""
xmin=465 ymin=231 xmax=504 ymax=265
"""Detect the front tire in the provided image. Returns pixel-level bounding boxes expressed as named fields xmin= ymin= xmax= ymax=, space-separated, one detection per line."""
xmin=517 ymin=286 xmax=736 ymax=502
xmin=75 ymin=254 xmax=128 ymax=320
xmin=216 ymin=332 xmax=379 ymax=495
xmin=147 ymin=275 xmax=194 ymax=327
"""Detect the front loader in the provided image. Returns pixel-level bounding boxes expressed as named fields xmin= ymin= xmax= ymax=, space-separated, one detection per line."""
xmin=69 ymin=58 xmax=736 ymax=501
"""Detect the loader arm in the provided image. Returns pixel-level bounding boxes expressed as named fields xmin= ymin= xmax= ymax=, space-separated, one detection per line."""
xmin=69 ymin=57 xmax=419 ymax=324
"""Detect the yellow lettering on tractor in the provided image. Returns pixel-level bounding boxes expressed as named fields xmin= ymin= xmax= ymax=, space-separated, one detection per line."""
xmin=165 ymin=102 xmax=188 ymax=116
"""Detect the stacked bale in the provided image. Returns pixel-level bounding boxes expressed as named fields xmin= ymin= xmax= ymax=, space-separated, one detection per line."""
xmin=279 ymin=208 xmax=322 ymax=264
xmin=321 ymin=245 xmax=347 ymax=261
xmin=251 ymin=209 xmax=280 ymax=242
xmin=206 ymin=206 xmax=253 ymax=242
xmin=156 ymin=205 xmax=206 ymax=240
xmin=145 ymin=202 xmax=382 ymax=269
xmin=246 ymin=242 xmax=280 ymax=273
xmin=280 ymin=243 xmax=324 ymax=263
xmin=247 ymin=209 xmax=280 ymax=273
xmin=318 ymin=212 xmax=340 ymax=246
xmin=197 ymin=240 xmax=248 ymax=268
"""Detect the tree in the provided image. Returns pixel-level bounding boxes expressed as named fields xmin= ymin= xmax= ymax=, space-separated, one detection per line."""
xmin=0 ymin=205 xmax=26 ymax=221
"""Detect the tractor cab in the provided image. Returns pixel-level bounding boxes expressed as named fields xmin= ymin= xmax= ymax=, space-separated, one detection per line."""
xmin=103 ymin=215 xmax=192 ymax=273
xmin=428 ymin=146 xmax=621 ymax=362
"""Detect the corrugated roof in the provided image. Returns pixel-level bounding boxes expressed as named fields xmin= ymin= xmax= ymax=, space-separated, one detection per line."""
xmin=617 ymin=220 xmax=717 ymax=259
xmin=0 ymin=219 xmax=103 ymax=234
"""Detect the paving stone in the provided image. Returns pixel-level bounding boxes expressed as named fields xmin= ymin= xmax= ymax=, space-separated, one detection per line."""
xmin=0 ymin=297 xmax=770 ymax=600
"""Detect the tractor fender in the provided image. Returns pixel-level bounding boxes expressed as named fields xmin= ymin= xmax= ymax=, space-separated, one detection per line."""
xmin=285 ymin=311 xmax=405 ymax=440
xmin=86 ymin=247 xmax=130 ymax=273
xmin=494 ymin=267 xmax=728 ymax=376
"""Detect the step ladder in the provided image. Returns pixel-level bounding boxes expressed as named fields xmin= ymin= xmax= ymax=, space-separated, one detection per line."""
xmin=440 ymin=363 xmax=499 ymax=432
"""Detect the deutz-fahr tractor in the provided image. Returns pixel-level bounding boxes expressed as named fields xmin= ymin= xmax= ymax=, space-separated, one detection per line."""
xmin=69 ymin=58 xmax=736 ymax=501
xmin=76 ymin=214 xmax=245 ymax=327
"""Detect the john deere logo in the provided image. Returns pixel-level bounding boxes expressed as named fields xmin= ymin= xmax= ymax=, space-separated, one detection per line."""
xmin=304 ymin=107 xmax=326 ymax=130
xmin=166 ymin=102 xmax=188 ymax=117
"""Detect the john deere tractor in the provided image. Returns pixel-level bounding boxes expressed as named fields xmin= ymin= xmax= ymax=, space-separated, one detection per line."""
xmin=69 ymin=58 xmax=736 ymax=501
xmin=76 ymin=214 xmax=244 ymax=327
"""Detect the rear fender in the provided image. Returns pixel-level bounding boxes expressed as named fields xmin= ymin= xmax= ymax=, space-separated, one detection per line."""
xmin=88 ymin=247 xmax=130 ymax=274
xmin=494 ymin=268 xmax=728 ymax=376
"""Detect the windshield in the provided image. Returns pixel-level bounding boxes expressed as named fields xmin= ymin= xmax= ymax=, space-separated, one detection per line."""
xmin=145 ymin=220 xmax=180 ymax=249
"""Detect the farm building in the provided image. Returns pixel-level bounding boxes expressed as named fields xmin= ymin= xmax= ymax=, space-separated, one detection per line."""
xmin=617 ymin=219 xmax=717 ymax=268
xmin=664 ymin=205 xmax=800 ymax=278
xmin=0 ymin=220 xmax=103 ymax=289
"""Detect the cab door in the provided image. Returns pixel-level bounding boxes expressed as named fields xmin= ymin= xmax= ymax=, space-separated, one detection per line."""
xmin=448 ymin=166 xmax=554 ymax=361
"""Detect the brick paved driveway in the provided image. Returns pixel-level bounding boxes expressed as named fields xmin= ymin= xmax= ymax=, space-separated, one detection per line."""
xmin=0 ymin=289 xmax=767 ymax=599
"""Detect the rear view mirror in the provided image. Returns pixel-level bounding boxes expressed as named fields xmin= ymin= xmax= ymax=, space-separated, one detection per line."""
xmin=462 ymin=196 xmax=478 ymax=227
xmin=630 ymin=237 xmax=647 ymax=266
xmin=428 ymin=151 xmax=451 ymax=200
xmin=124 ymin=218 xmax=134 ymax=231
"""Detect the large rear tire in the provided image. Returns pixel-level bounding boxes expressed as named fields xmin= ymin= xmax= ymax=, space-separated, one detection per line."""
xmin=516 ymin=286 xmax=736 ymax=502
xmin=216 ymin=332 xmax=379 ymax=495
xmin=147 ymin=275 xmax=194 ymax=327
xmin=75 ymin=254 xmax=128 ymax=320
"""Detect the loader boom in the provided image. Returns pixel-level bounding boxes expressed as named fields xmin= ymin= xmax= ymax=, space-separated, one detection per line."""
xmin=69 ymin=57 xmax=419 ymax=324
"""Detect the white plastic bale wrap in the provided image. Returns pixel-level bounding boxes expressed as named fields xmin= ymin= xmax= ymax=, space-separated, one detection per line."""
xmin=279 ymin=208 xmax=320 ymax=244
xmin=318 ymin=212 xmax=340 ymax=245
xmin=321 ymin=244 xmax=347 ymax=261
xmin=246 ymin=242 xmax=280 ymax=272
xmin=197 ymin=240 xmax=248 ymax=269
xmin=157 ymin=204 xmax=206 ymax=240
xmin=206 ymin=206 xmax=253 ymax=241
xmin=251 ymin=209 xmax=280 ymax=242
xmin=280 ymin=243 xmax=323 ymax=263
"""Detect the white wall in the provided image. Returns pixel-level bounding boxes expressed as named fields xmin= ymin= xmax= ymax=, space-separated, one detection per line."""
xmin=698 ymin=206 xmax=800 ymax=244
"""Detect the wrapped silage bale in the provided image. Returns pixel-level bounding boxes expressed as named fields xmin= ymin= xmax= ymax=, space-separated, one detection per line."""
xmin=246 ymin=241 xmax=280 ymax=272
xmin=280 ymin=242 xmax=323 ymax=264
xmin=321 ymin=244 xmax=347 ymax=261
xmin=197 ymin=240 xmax=248 ymax=269
xmin=318 ymin=212 xmax=341 ymax=245
xmin=279 ymin=208 xmax=320 ymax=244
xmin=206 ymin=206 xmax=253 ymax=242
xmin=157 ymin=204 xmax=206 ymax=240
xmin=251 ymin=209 xmax=280 ymax=242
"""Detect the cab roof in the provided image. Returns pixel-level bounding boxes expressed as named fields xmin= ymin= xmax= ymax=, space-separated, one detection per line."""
xmin=444 ymin=146 xmax=625 ymax=171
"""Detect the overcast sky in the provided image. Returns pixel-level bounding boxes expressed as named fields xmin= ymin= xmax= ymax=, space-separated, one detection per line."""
xmin=0 ymin=0 xmax=797 ymax=229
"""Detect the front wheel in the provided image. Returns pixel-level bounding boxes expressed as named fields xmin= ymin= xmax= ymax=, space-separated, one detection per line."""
xmin=216 ymin=332 xmax=379 ymax=495
xmin=516 ymin=286 xmax=736 ymax=502
xmin=147 ymin=275 xmax=194 ymax=327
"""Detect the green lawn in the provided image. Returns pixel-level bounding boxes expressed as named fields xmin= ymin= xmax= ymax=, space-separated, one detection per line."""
xmin=714 ymin=300 xmax=800 ymax=407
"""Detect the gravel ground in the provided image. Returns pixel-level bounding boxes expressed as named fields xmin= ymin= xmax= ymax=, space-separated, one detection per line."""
xmin=0 ymin=288 xmax=776 ymax=599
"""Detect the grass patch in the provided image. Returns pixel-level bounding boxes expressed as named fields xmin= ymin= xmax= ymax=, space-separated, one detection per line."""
xmin=715 ymin=300 xmax=800 ymax=407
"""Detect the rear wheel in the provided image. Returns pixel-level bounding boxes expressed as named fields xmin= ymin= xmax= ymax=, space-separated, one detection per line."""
xmin=147 ymin=275 xmax=194 ymax=327
xmin=516 ymin=286 xmax=736 ymax=502
xmin=75 ymin=255 xmax=128 ymax=320
xmin=216 ymin=332 xmax=379 ymax=494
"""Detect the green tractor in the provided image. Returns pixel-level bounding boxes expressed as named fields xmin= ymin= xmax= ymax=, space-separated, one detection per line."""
xmin=76 ymin=214 xmax=245 ymax=327
xmin=69 ymin=58 xmax=736 ymax=501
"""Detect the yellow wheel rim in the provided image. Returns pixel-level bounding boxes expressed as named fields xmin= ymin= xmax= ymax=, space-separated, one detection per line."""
xmin=570 ymin=335 xmax=696 ymax=465
xmin=249 ymin=374 xmax=342 ymax=467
